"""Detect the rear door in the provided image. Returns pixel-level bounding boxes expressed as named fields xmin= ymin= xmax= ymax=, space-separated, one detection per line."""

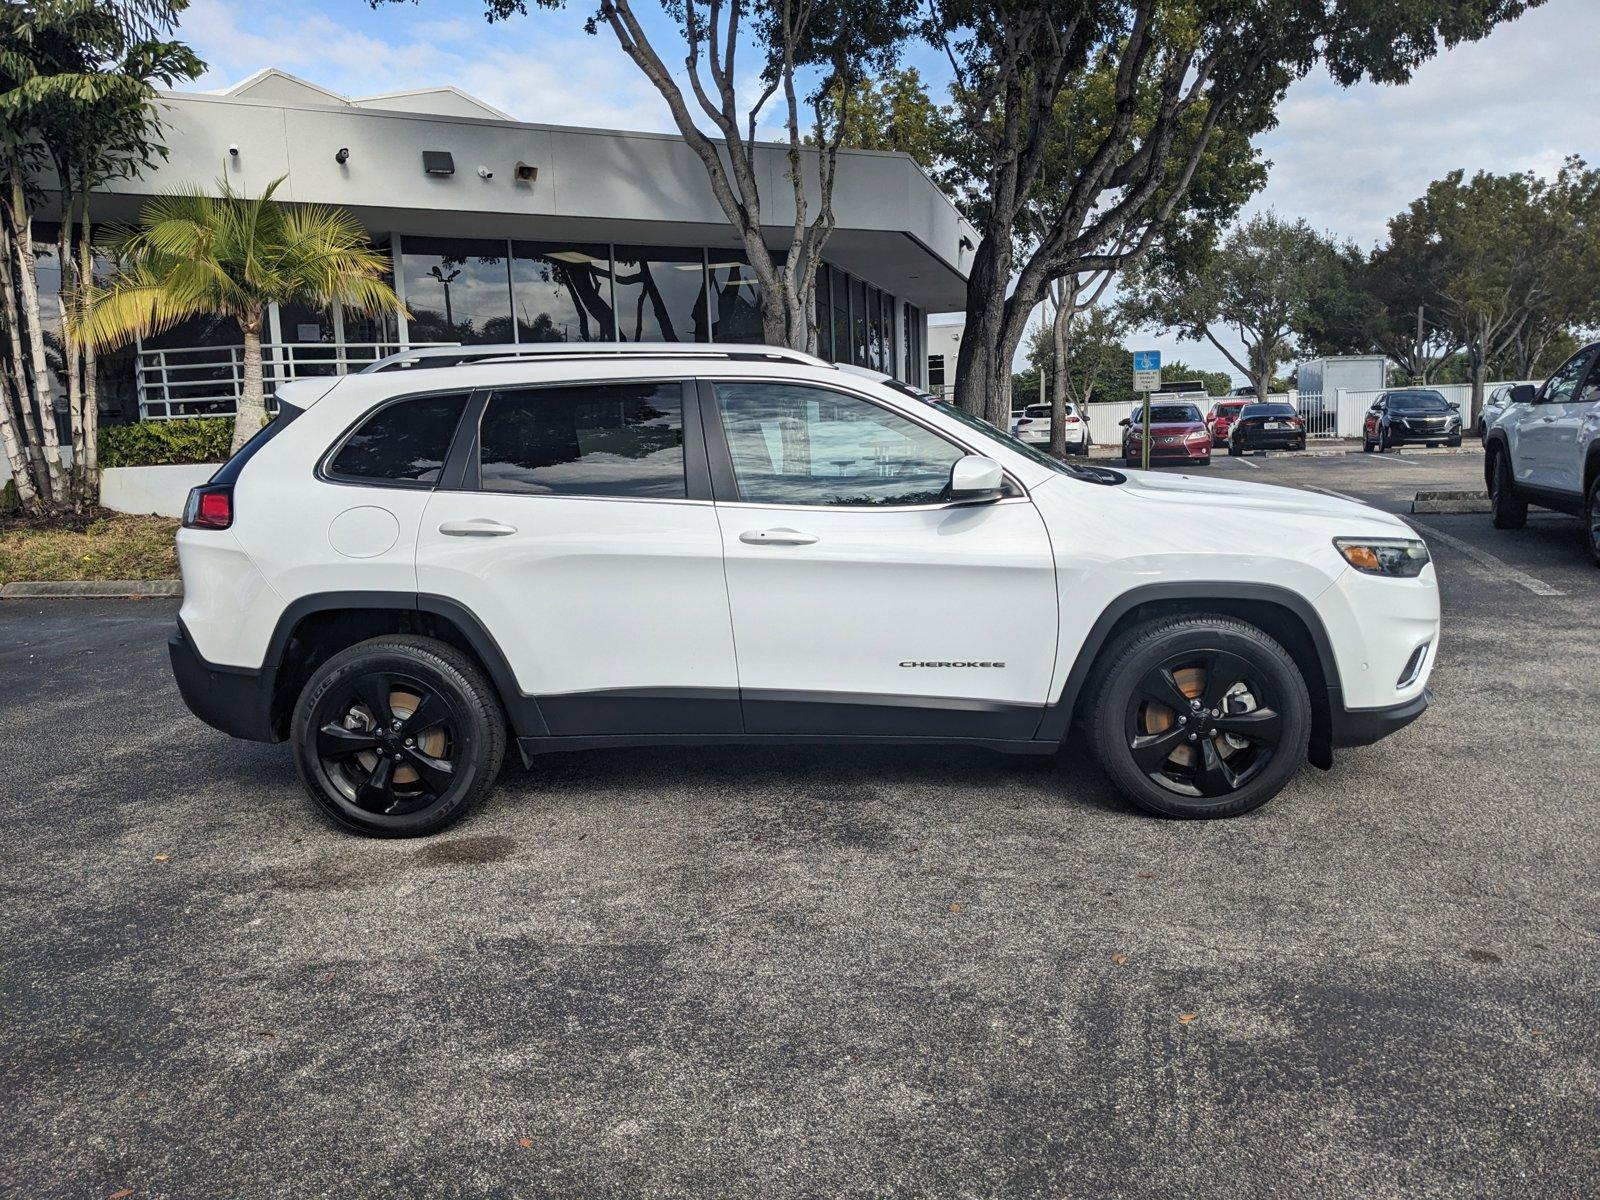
xmin=704 ymin=379 xmax=1058 ymax=738
xmin=1515 ymin=346 xmax=1598 ymax=491
xmin=417 ymin=377 xmax=740 ymax=736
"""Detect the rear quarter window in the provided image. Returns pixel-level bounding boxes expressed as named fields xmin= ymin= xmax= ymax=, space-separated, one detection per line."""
xmin=326 ymin=393 xmax=469 ymax=486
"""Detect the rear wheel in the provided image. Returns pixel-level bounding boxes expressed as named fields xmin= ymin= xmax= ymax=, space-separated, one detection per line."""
xmin=1228 ymin=441 xmax=1242 ymax=457
xmin=1489 ymin=447 xmax=1527 ymax=530
xmin=291 ymin=636 xmax=507 ymax=837
xmin=1084 ymin=615 xmax=1311 ymax=819
xmin=1379 ymin=425 xmax=1392 ymax=452
xmin=1363 ymin=433 xmax=1375 ymax=452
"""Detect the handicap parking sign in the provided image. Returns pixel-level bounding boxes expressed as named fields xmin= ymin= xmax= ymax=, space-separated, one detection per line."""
xmin=1133 ymin=350 xmax=1161 ymax=372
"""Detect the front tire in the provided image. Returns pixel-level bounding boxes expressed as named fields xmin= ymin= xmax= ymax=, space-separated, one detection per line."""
xmin=1083 ymin=615 xmax=1311 ymax=819
xmin=1489 ymin=447 xmax=1527 ymax=530
xmin=291 ymin=635 xmax=507 ymax=837
xmin=1228 ymin=441 xmax=1242 ymax=457
xmin=1585 ymin=473 xmax=1600 ymax=568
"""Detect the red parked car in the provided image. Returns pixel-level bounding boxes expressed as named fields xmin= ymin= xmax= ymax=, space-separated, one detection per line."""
xmin=1120 ymin=401 xmax=1212 ymax=467
xmin=1207 ymin=400 xmax=1250 ymax=447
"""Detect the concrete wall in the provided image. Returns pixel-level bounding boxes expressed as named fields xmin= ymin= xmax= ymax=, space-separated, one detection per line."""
xmin=99 ymin=464 xmax=218 ymax=518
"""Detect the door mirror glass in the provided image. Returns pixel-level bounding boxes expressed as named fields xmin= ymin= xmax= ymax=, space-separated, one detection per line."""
xmin=948 ymin=454 xmax=1004 ymax=503
xmin=1508 ymin=383 xmax=1537 ymax=405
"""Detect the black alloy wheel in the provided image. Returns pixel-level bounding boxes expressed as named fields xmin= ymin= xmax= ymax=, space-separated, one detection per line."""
xmin=1085 ymin=615 xmax=1311 ymax=818
xmin=292 ymin=636 xmax=506 ymax=837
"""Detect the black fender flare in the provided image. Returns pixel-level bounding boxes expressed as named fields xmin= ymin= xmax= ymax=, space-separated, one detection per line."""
xmin=1483 ymin=429 xmax=1511 ymax=490
xmin=262 ymin=590 xmax=547 ymax=736
xmin=1032 ymin=581 xmax=1343 ymax=745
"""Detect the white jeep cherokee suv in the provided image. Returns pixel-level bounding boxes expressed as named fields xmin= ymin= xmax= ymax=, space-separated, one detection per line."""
xmin=1483 ymin=340 xmax=1600 ymax=566
xmin=170 ymin=344 xmax=1439 ymax=837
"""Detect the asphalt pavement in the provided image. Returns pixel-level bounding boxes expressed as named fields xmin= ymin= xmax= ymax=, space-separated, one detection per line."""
xmin=2 ymin=445 xmax=1596 ymax=1199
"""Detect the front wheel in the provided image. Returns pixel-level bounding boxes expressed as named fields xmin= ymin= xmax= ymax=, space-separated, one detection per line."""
xmin=1489 ymin=448 xmax=1527 ymax=530
xmin=1586 ymin=474 xmax=1600 ymax=568
xmin=291 ymin=635 xmax=507 ymax=837
xmin=1083 ymin=615 xmax=1311 ymax=819
xmin=1446 ymin=437 xmax=1461 ymax=448
xmin=1228 ymin=442 xmax=1242 ymax=457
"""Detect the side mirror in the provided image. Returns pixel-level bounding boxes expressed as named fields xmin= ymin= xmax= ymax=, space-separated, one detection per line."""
xmin=1119 ymin=417 xmax=1131 ymax=427
xmin=1509 ymin=383 xmax=1536 ymax=405
xmin=1447 ymin=401 xmax=1460 ymax=411
xmin=949 ymin=454 xmax=1004 ymax=504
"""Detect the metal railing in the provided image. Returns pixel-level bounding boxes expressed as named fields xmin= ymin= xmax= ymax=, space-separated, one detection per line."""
xmin=135 ymin=341 xmax=454 ymax=419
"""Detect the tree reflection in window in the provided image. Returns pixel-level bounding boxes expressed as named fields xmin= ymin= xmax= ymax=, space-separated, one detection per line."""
xmin=398 ymin=237 xmax=511 ymax=345
xmin=478 ymin=382 xmax=686 ymax=498
xmin=613 ymin=246 xmax=709 ymax=343
xmin=512 ymin=243 xmax=615 ymax=342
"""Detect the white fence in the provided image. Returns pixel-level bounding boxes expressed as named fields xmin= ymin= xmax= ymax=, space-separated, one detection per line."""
xmin=136 ymin=341 xmax=453 ymax=419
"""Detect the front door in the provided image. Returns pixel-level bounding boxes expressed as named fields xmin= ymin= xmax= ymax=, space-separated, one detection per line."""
xmin=1513 ymin=345 xmax=1598 ymax=492
xmin=417 ymin=378 xmax=740 ymax=736
xmin=704 ymin=379 xmax=1058 ymax=739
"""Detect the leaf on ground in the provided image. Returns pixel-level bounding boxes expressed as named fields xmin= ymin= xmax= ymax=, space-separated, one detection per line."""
xmin=151 ymin=854 xmax=169 ymax=862
xmin=1177 ymin=1013 xmax=1197 ymax=1024
xmin=517 ymin=1137 xmax=533 ymax=1149
xmin=947 ymin=902 xmax=961 ymax=914
xmin=1110 ymin=953 xmax=1128 ymax=965
xmin=107 ymin=1190 xmax=134 ymax=1200
xmin=1135 ymin=871 xmax=1157 ymax=879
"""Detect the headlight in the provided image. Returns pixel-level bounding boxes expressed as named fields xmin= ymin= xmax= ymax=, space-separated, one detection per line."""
xmin=1334 ymin=537 xmax=1430 ymax=577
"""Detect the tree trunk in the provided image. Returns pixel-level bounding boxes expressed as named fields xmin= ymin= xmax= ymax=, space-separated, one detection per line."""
xmin=232 ymin=316 xmax=267 ymax=453
xmin=0 ymin=217 xmax=49 ymax=498
xmin=1049 ymin=289 xmax=1072 ymax=458
xmin=1469 ymin=326 xmax=1489 ymax=426
xmin=954 ymin=238 xmax=1020 ymax=427
xmin=7 ymin=165 xmax=66 ymax=506
xmin=56 ymin=211 xmax=86 ymax=510
xmin=79 ymin=218 xmax=100 ymax=504
xmin=0 ymin=370 xmax=41 ymax=513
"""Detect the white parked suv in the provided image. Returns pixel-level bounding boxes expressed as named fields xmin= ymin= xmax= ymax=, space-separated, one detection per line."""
xmin=1482 ymin=340 xmax=1600 ymax=566
xmin=170 ymin=344 xmax=1440 ymax=836
xmin=1010 ymin=403 xmax=1090 ymax=453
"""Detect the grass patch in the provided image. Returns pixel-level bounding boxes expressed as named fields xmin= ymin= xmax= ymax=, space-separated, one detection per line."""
xmin=0 ymin=509 xmax=179 ymax=584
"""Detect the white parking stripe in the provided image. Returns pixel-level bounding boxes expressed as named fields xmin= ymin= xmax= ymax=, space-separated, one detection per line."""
xmin=1305 ymin=485 xmax=1369 ymax=505
xmin=1233 ymin=456 xmax=1260 ymax=469
xmin=1408 ymin=521 xmax=1566 ymax=597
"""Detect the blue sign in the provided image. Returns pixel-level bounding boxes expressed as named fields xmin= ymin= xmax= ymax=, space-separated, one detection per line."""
xmin=1133 ymin=350 xmax=1162 ymax=372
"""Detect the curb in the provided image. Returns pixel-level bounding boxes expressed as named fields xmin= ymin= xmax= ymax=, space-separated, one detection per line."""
xmin=1411 ymin=491 xmax=1490 ymax=514
xmin=0 ymin=579 xmax=182 ymax=599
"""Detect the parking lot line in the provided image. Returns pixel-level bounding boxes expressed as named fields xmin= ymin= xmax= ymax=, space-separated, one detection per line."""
xmin=1408 ymin=521 xmax=1566 ymax=597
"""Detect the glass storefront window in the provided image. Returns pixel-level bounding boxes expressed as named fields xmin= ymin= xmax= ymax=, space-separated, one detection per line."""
xmin=829 ymin=268 xmax=849 ymax=364
xmin=866 ymin=284 xmax=885 ymax=371
xmin=613 ymin=245 xmax=710 ymax=343
xmin=709 ymin=251 xmax=763 ymax=343
xmin=511 ymin=242 xmax=615 ymax=342
xmin=398 ymin=236 xmax=512 ymax=345
xmin=850 ymin=277 xmax=868 ymax=366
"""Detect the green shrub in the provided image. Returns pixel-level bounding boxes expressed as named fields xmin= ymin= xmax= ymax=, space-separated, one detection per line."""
xmin=99 ymin=417 xmax=235 ymax=468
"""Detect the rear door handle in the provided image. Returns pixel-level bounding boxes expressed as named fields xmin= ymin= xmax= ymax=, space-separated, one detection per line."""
xmin=740 ymin=527 xmax=818 ymax=546
xmin=438 ymin=519 xmax=517 ymax=537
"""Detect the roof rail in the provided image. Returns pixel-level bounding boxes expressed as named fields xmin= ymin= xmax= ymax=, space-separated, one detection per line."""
xmin=361 ymin=342 xmax=830 ymax=374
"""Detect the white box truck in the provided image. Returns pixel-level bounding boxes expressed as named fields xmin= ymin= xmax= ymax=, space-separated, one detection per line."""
xmin=1296 ymin=356 xmax=1388 ymax=437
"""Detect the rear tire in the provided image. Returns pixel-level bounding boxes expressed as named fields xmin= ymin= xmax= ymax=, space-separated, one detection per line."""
xmin=1489 ymin=447 xmax=1527 ymax=530
xmin=291 ymin=635 xmax=507 ymax=838
xmin=1083 ymin=615 xmax=1311 ymax=819
xmin=1228 ymin=442 xmax=1242 ymax=457
xmin=1363 ymin=435 xmax=1375 ymax=453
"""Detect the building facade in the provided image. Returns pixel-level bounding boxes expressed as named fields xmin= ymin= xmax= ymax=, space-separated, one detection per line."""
xmin=61 ymin=69 xmax=974 ymax=421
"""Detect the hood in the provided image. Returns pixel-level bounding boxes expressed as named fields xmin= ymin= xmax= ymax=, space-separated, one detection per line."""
xmin=1128 ymin=420 xmax=1205 ymax=433
xmin=1113 ymin=466 xmax=1411 ymax=531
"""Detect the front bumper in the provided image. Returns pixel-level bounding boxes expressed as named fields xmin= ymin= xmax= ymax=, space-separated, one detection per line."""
xmin=169 ymin=620 xmax=280 ymax=742
xmin=1329 ymin=688 xmax=1432 ymax=747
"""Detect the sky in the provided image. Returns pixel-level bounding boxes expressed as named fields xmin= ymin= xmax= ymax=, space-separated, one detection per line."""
xmin=176 ymin=0 xmax=1600 ymax=384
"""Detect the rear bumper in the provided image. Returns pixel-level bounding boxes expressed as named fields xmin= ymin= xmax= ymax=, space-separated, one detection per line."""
xmin=1237 ymin=431 xmax=1306 ymax=450
xmin=1329 ymin=688 xmax=1432 ymax=748
xmin=169 ymin=620 xmax=280 ymax=742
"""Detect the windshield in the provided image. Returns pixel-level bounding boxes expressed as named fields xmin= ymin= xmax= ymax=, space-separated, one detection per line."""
xmin=1388 ymin=390 xmax=1449 ymax=412
xmin=1242 ymin=404 xmax=1297 ymax=418
xmin=1132 ymin=404 xmax=1202 ymax=423
xmin=932 ymin=403 xmax=1123 ymax=485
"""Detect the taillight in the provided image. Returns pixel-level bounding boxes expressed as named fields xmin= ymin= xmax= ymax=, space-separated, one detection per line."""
xmin=1065 ymin=416 xmax=1079 ymax=424
xmin=183 ymin=483 xmax=234 ymax=530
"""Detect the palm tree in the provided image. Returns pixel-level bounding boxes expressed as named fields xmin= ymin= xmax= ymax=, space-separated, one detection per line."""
xmin=76 ymin=176 xmax=405 ymax=452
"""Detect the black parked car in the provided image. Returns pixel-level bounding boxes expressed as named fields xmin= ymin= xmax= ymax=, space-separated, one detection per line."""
xmin=1228 ymin=403 xmax=1306 ymax=455
xmin=1363 ymin=389 xmax=1463 ymax=451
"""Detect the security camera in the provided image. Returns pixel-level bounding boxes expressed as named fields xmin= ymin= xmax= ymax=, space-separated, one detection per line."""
xmin=335 ymin=147 xmax=350 ymax=164
xmin=228 ymin=144 xmax=240 ymax=158
xmin=476 ymin=165 xmax=493 ymax=180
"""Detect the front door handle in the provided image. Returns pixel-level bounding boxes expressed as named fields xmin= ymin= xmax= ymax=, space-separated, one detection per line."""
xmin=740 ymin=527 xmax=818 ymax=546
xmin=439 ymin=518 xmax=517 ymax=537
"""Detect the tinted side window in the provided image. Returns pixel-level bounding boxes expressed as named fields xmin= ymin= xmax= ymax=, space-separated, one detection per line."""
xmin=1545 ymin=347 xmax=1598 ymax=404
xmin=328 ymin=393 xmax=467 ymax=485
xmin=715 ymin=382 xmax=962 ymax=507
xmin=478 ymin=381 xmax=686 ymax=498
